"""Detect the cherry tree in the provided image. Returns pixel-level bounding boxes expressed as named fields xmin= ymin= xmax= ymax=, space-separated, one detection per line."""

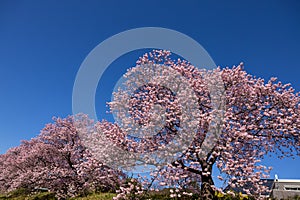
xmin=95 ymin=50 xmax=299 ymax=199
xmin=0 ymin=50 xmax=298 ymax=199
xmin=0 ymin=115 xmax=124 ymax=199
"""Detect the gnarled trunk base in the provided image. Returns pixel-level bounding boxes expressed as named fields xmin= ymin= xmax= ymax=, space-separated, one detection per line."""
xmin=200 ymin=174 xmax=216 ymax=200
xmin=200 ymin=182 xmax=216 ymax=200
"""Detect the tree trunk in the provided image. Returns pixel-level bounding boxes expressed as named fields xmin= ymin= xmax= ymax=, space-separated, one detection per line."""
xmin=172 ymin=158 xmax=218 ymax=199
xmin=200 ymin=173 xmax=216 ymax=200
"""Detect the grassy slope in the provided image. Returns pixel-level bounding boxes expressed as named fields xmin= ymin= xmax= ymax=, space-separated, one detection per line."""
xmin=71 ymin=193 xmax=116 ymax=200
xmin=0 ymin=192 xmax=116 ymax=200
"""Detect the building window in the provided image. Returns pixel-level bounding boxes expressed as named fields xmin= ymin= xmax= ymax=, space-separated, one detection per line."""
xmin=284 ymin=186 xmax=300 ymax=191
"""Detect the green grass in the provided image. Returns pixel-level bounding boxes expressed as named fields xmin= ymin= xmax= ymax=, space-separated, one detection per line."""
xmin=0 ymin=191 xmax=115 ymax=200
xmin=0 ymin=191 xmax=56 ymax=200
xmin=71 ymin=193 xmax=116 ymax=200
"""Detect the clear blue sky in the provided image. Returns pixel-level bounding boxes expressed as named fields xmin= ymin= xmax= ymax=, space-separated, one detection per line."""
xmin=0 ymin=0 xmax=299 ymax=183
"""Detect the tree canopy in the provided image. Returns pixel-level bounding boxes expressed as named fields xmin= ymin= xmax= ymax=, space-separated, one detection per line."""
xmin=0 ymin=50 xmax=299 ymax=200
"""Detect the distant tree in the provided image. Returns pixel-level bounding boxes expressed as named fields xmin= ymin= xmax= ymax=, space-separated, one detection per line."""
xmin=0 ymin=115 xmax=124 ymax=199
xmin=97 ymin=50 xmax=299 ymax=199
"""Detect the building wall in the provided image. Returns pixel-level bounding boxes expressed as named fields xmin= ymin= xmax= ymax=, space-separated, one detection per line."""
xmin=271 ymin=181 xmax=300 ymax=199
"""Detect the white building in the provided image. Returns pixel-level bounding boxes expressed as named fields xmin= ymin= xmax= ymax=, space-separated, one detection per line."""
xmin=224 ymin=175 xmax=300 ymax=199
xmin=270 ymin=175 xmax=300 ymax=199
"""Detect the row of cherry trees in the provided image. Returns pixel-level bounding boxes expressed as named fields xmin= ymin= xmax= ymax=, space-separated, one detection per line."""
xmin=0 ymin=50 xmax=299 ymax=200
xmin=0 ymin=116 xmax=124 ymax=199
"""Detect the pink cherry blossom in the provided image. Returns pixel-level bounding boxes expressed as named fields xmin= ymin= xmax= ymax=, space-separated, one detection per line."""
xmin=105 ymin=50 xmax=299 ymax=199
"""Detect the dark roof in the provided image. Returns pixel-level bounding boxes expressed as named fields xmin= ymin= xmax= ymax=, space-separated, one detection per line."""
xmin=224 ymin=179 xmax=274 ymax=196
